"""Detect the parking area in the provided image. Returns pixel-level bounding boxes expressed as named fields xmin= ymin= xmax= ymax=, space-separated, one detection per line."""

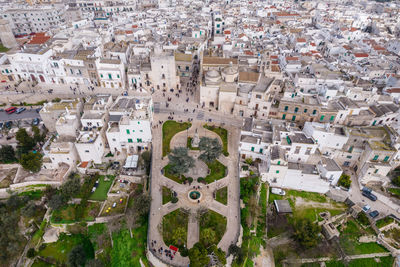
xmin=0 ymin=109 xmax=41 ymax=122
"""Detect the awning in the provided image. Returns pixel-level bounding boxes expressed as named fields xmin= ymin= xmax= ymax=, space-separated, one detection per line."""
xmin=123 ymin=155 xmax=138 ymax=169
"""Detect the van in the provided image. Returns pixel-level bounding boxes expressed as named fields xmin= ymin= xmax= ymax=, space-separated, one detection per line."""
xmin=362 ymin=191 xmax=377 ymax=201
xmin=271 ymin=188 xmax=286 ymax=196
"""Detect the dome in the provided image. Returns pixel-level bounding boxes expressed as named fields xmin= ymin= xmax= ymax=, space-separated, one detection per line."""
xmin=205 ymin=70 xmax=222 ymax=84
xmin=206 ymin=70 xmax=220 ymax=78
xmin=221 ymin=62 xmax=238 ymax=83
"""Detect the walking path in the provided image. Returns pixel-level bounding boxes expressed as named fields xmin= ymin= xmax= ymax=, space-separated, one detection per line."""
xmin=148 ymin=112 xmax=242 ymax=266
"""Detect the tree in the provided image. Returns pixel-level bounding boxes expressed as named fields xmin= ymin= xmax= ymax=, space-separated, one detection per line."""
xmin=292 ymin=218 xmax=321 ymax=248
xmin=68 ymin=245 xmax=87 ymax=267
xmin=338 ymin=174 xmax=351 ymax=189
xmin=60 ymin=176 xmax=81 ymax=199
xmin=32 ymin=126 xmax=45 ymax=143
xmin=172 ymin=227 xmax=187 ymax=247
xmin=27 ymin=248 xmax=36 ymax=258
xmin=393 ymin=176 xmax=400 ymax=187
xmin=357 ymin=212 xmax=370 ymax=226
xmin=48 ymin=194 xmax=66 ymax=210
xmin=200 ymin=228 xmax=216 ymax=247
xmin=131 ymin=193 xmax=151 ymax=217
xmin=20 ymin=152 xmax=42 ymax=172
xmin=21 ymin=201 xmax=39 ymax=217
xmin=0 ymin=145 xmax=16 ymax=163
xmin=16 ymin=128 xmax=35 ymax=154
xmin=168 ymin=147 xmax=195 ymax=177
xmin=188 ymin=242 xmax=210 ymax=267
xmin=198 ymin=137 xmax=222 ymax=163
xmin=141 ymin=150 xmax=152 ymax=176
xmin=208 ymin=245 xmax=226 ymax=266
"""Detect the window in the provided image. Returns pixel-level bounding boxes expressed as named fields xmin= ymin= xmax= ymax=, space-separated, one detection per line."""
xmin=294 ymin=107 xmax=299 ymax=113
xmin=294 ymin=146 xmax=301 ymax=154
xmin=276 ymin=170 xmax=279 ymax=174
xmin=259 ymin=148 xmax=263 ymax=153
xmin=344 ymin=161 xmax=350 ymax=166
xmin=256 ymin=94 xmax=261 ymax=99
xmin=277 ymin=161 xmax=280 ymax=165
xmin=303 ymin=108 xmax=308 ymax=113
xmin=140 ymin=130 xmax=143 ymax=132
xmin=100 ymin=74 xmax=103 ymax=78
xmin=126 ymin=129 xmax=130 ymax=134
xmin=117 ymin=74 xmax=120 ymax=78
xmin=292 ymin=115 xmax=296 ymax=121
xmin=372 ymin=155 xmax=379 ymax=161
xmin=374 ymin=169 xmax=378 ymax=174
xmin=346 ymin=155 xmax=352 ymax=159
xmin=312 ymin=109 xmax=317 ymax=115
xmin=320 ymin=115 xmax=325 ymax=121
xmin=330 ymin=115 xmax=335 ymax=121
xmin=128 ymin=138 xmax=133 ymax=143
xmin=138 ymin=122 xmax=140 ymax=124
xmin=384 ymin=156 xmax=389 ymax=162
xmin=305 ymin=147 xmax=312 ymax=155
xmin=348 ymin=146 xmax=353 ymax=153
xmin=251 ymin=147 xmax=254 ymax=152
xmin=284 ymin=106 xmax=288 ymax=111
xmin=85 ymin=150 xmax=89 ymax=153
xmin=185 ymin=66 xmax=189 ymax=71
xmin=108 ymin=73 xmax=112 ymax=79
xmin=137 ymin=138 xmax=142 ymax=142
xmin=282 ymin=114 xmax=286 ymax=120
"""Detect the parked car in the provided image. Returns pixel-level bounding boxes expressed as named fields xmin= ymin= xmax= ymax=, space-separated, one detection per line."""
xmin=16 ymin=107 xmax=26 ymax=114
xmin=0 ymin=122 xmax=3 ymax=130
xmin=362 ymin=190 xmax=377 ymax=201
xmin=271 ymin=188 xmax=286 ymax=196
xmin=35 ymin=107 xmax=42 ymax=113
xmin=112 ymin=202 xmax=117 ymax=208
xmin=369 ymin=210 xmax=379 ymax=218
xmin=363 ymin=205 xmax=371 ymax=212
xmin=5 ymin=121 xmax=12 ymax=128
xmin=33 ymin=118 xmax=40 ymax=126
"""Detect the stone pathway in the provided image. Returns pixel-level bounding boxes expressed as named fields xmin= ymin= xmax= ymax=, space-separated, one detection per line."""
xmin=187 ymin=212 xmax=199 ymax=248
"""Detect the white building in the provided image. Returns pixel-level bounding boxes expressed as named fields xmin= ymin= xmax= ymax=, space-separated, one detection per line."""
xmin=75 ymin=130 xmax=105 ymax=164
xmin=96 ymin=58 xmax=125 ymax=89
xmin=106 ymin=97 xmax=153 ymax=153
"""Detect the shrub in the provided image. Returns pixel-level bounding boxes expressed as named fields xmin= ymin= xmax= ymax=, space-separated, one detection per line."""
xmin=27 ymin=248 xmax=36 ymax=258
xmin=338 ymin=174 xmax=351 ymax=188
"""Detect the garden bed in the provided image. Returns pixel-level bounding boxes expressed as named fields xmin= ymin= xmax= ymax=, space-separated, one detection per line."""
xmin=203 ymin=160 xmax=226 ymax=184
xmin=162 ymin=209 xmax=188 ymax=251
xmin=162 ymin=187 xmax=173 ymax=204
xmin=203 ymin=124 xmax=229 ymax=156
xmin=51 ymin=202 xmax=101 ymax=224
xmin=215 ymin=187 xmax=227 ymax=205
xmin=162 ymin=121 xmax=191 ymax=156
xmin=199 ymin=210 xmax=227 ymax=247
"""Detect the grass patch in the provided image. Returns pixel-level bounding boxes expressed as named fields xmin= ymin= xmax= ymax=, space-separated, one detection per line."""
xmin=215 ymin=186 xmax=227 ymax=205
xmin=163 ymin=164 xmax=185 ymax=184
xmin=32 ymin=219 xmax=47 ymax=244
xmin=51 ymin=202 xmax=101 ymax=224
xmin=187 ymin=137 xmax=200 ymax=150
xmin=326 ymin=257 xmax=394 ymax=267
xmin=162 ymin=120 xmax=191 ymax=156
xmin=162 ymin=208 xmax=188 ymax=251
xmin=339 ymin=219 xmax=387 ymax=255
xmin=199 ymin=210 xmax=227 ymax=247
xmin=162 ymin=187 xmax=173 ymax=204
xmin=256 ymin=184 xmax=267 ymax=238
xmin=37 ymin=233 xmax=94 ymax=265
xmin=111 ymin=225 xmax=148 ymax=267
xmin=0 ymin=43 xmax=9 ymax=52
xmin=388 ymin=188 xmax=400 ymax=198
xmin=376 ymin=216 xmax=395 ymax=229
xmin=19 ymin=190 xmax=44 ymax=200
xmin=204 ymin=124 xmax=229 ymax=156
xmin=204 ymin=160 xmax=226 ymax=183
xmin=89 ymin=175 xmax=115 ymax=201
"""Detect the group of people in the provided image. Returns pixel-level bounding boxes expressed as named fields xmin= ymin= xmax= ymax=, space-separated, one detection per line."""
xmin=150 ymin=240 xmax=176 ymax=261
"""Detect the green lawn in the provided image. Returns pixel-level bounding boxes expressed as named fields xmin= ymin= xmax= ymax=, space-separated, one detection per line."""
xmin=31 ymin=219 xmax=47 ymax=245
xmin=326 ymin=257 xmax=394 ymax=267
xmin=19 ymin=190 xmax=44 ymax=200
xmin=339 ymin=219 xmax=387 ymax=255
xmin=51 ymin=202 xmax=101 ymax=223
xmin=111 ymin=225 xmax=149 ymax=267
xmin=376 ymin=217 xmax=395 ymax=229
xmin=89 ymin=175 xmax=115 ymax=201
xmin=388 ymin=188 xmax=400 ymax=198
xmin=204 ymin=124 xmax=229 ymax=156
xmin=162 ymin=209 xmax=188 ymax=251
xmin=163 ymin=164 xmax=186 ymax=184
xmin=204 ymin=160 xmax=227 ymax=183
xmin=215 ymin=187 xmax=228 ymax=205
xmin=162 ymin=187 xmax=173 ymax=204
xmin=199 ymin=210 xmax=227 ymax=247
xmin=37 ymin=233 xmax=94 ymax=265
xmin=0 ymin=43 xmax=9 ymax=52
xmin=162 ymin=120 xmax=191 ymax=156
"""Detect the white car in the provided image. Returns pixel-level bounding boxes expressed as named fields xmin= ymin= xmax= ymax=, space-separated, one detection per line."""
xmin=363 ymin=205 xmax=371 ymax=212
xmin=112 ymin=202 xmax=117 ymax=208
xmin=271 ymin=188 xmax=286 ymax=196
